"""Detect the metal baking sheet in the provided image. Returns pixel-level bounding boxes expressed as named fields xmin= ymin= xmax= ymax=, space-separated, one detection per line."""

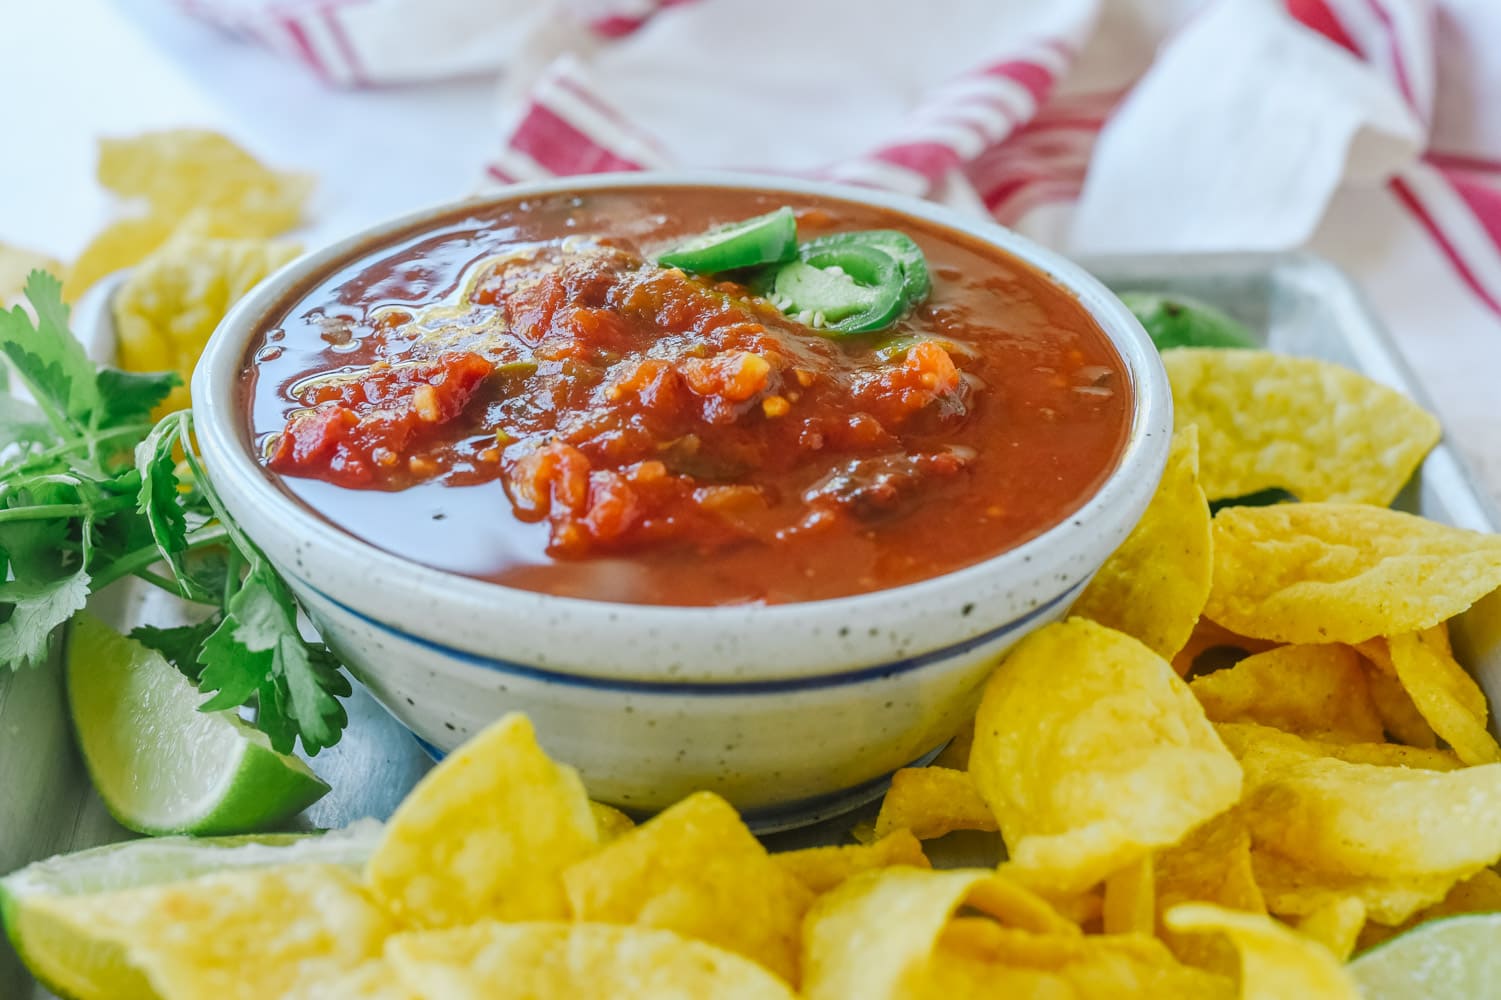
xmin=4 ymin=251 xmax=1499 ymax=997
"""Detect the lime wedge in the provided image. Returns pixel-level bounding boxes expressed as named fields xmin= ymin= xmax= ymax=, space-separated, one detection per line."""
xmin=1350 ymin=913 xmax=1501 ymax=999
xmin=65 ymin=611 xmax=329 ymax=836
xmin=0 ymin=821 xmax=381 ymax=1000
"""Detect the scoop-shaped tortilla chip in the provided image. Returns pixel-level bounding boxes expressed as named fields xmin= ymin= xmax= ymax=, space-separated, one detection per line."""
xmin=774 ymin=830 xmax=930 ymax=895
xmin=1165 ymin=903 xmax=1362 ymax=1000
xmin=971 ymin=618 xmax=1242 ymax=894
xmin=1072 ymin=425 xmax=1212 ymax=659
xmin=366 ymin=713 xmax=598 ymax=928
xmin=1163 ymin=348 xmax=1439 ymax=506
xmin=27 ymin=864 xmax=392 ymax=1000
xmin=562 ymin=791 xmax=813 ymax=984
xmin=387 ymin=921 xmax=797 ymax=1000
xmin=1387 ymin=628 xmax=1501 ymax=765
xmin=1206 ymin=503 xmax=1501 ymax=643
xmin=1189 ymin=644 xmax=1384 ymax=743
xmin=873 ymin=767 xmax=997 ymax=841
xmin=1224 ymin=721 xmax=1501 ymax=878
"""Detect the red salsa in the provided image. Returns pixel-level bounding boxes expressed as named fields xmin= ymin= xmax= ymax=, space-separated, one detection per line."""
xmin=243 ymin=187 xmax=1132 ymax=606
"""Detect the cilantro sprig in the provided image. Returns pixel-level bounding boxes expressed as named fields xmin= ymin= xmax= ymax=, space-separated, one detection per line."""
xmin=0 ymin=271 xmax=349 ymax=754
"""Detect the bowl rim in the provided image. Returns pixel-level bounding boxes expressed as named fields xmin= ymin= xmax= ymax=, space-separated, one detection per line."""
xmin=193 ymin=170 xmax=1171 ymax=677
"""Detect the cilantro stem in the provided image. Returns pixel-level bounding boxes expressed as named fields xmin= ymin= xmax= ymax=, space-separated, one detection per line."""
xmin=0 ymin=496 xmax=135 ymax=523
xmin=89 ymin=524 xmax=230 ymax=594
xmin=0 ymin=421 xmax=155 ymax=479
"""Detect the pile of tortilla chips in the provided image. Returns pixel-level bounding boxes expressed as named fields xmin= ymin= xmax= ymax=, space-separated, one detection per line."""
xmin=2 ymin=129 xmax=308 ymax=411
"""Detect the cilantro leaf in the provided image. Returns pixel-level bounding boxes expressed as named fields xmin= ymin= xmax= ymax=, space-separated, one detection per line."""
xmin=0 ymin=273 xmax=101 ymax=429
xmin=0 ymin=396 xmax=52 ymax=458
xmin=135 ymin=415 xmax=193 ymax=591
xmin=0 ymin=565 xmax=90 ymax=669
xmin=130 ymin=615 xmax=222 ymax=680
xmin=196 ymin=555 xmax=349 ymax=755
xmin=97 ymin=368 xmax=180 ymax=426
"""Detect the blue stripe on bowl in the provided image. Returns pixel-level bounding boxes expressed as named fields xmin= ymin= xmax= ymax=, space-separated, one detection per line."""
xmin=297 ymin=576 xmax=1083 ymax=695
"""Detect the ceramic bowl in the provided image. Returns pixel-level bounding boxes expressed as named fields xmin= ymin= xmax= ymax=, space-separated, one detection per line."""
xmin=192 ymin=172 xmax=1172 ymax=831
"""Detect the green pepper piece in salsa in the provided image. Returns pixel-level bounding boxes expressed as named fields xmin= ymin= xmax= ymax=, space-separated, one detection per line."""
xmin=656 ymin=206 xmax=798 ymax=273
xmin=769 ymin=243 xmax=906 ymax=335
xmin=1119 ymin=291 xmax=1259 ymax=351
xmin=800 ymin=229 xmax=931 ymax=306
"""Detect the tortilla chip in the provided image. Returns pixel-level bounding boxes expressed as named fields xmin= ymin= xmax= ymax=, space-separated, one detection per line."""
xmin=801 ymin=867 xmax=1076 ymax=1000
xmin=1103 ymin=854 xmax=1156 ymax=936
xmin=873 ymin=767 xmax=997 ymax=841
xmin=589 ymin=801 xmax=635 ymax=842
xmin=1071 ymin=425 xmax=1212 ymax=659
xmin=282 ymin=959 xmax=417 ymax=1000
xmin=1387 ymin=627 xmax=1501 ymax=765
xmin=1162 ymin=348 xmax=1439 ymax=505
xmin=113 ymin=227 xmax=300 ymax=411
xmin=98 ymin=129 xmax=312 ymax=238
xmin=1249 ymin=848 xmax=1463 ymax=926
xmin=0 ymin=243 xmax=65 ymax=305
xmin=1206 ymin=503 xmax=1501 ymax=643
xmin=774 ymin=830 xmax=930 ymax=895
xmin=1294 ymin=896 xmax=1366 ymax=961
xmin=366 ymin=713 xmax=598 ymax=929
xmin=971 ymin=618 xmax=1242 ymax=894
xmin=387 ymin=922 xmax=796 ymax=1000
xmin=28 ymin=864 xmax=392 ymax=1000
xmin=63 ymin=213 xmax=182 ymax=302
xmin=1165 ymin=903 xmax=1361 ymax=1000
xmin=1171 ymin=617 xmax=1279 ymax=678
xmin=1225 ymin=721 xmax=1501 ymax=879
xmin=1357 ymin=647 xmax=1441 ymax=747
xmin=562 ymin=791 xmax=813 ymax=984
xmin=929 ymin=719 xmax=974 ymax=770
xmin=1357 ymin=868 xmax=1501 ymax=951
xmin=1189 ymin=644 xmax=1384 ymax=743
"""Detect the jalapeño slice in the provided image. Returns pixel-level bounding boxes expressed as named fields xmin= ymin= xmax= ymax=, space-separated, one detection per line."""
xmin=656 ymin=206 xmax=798 ymax=273
xmin=799 ymin=229 xmax=931 ymax=306
xmin=770 ymin=244 xmax=905 ymax=335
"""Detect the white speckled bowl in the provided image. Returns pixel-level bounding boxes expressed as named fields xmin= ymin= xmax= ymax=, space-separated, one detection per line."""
xmin=193 ymin=173 xmax=1172 ymax=830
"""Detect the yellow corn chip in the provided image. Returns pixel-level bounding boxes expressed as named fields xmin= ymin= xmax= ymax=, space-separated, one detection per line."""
xmin=1357 ymin=868 xmax=1501 ymax=951
xmin=774 ymin=830 xmax=930 ymax=895
xmin=1294 ymin=896 xmax=1366 ymax=961
xmin=1251 ymin=848 xmax=1465 ymax=925
xmin=590 ymin=801 xmax=636 ymax=842
xmin=63 ymin=213 xmax=182 ymax=302
xmin=98 ymin=129 xmax=312 ymax=238
xmin=387 ymin=921 xmax=796 ymax=1000
xmin=1154 ymin=811 xmax=1264 ymax=976
xmin=113 ymin=226 xmax=300 ymax=411
xmin=1225 ymin=722 xmax=1501 ymax=879
xmin=873 ymin=767 xmax=997 ymax=841
xmin=929 ymin=718 xmax=974 ymax=770
xmin=1166 ymin=903 xmax=1362 ymax=1000
xmin=27 ymin=864 xmax=391 ymax=1000
xmin=801 ymin=867 xmax=1076 ymax=1000
xmin=1162 ymin=348 xmax=1439 ymax=505
xmin=1357 ymin=647 xmax=1440 ymax=748
xmin=971 ymin=618 xmax=1242 ymax=894
xmin=1206 ymin=503 xmax=1501 ymax=643
xmin=1071 ymin=426 xmax=1212 ymax=659
xmin=1388 ymin=627 xmax=1501 ymax=765
xmin=1171 ymin=617 xmax=1279 ymax=678
xmin=1103 ymin=854 xmax=1156 ymax=936
xmin=562 ymin=791 xmax=813 ymax=984
xmin=366 ymin=713 xmax=598 ymax=929
xmin=0 ymin=243 xmax=64 ymax=305
xmin=1189 ymin=644 xmax=1385 ymax=743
